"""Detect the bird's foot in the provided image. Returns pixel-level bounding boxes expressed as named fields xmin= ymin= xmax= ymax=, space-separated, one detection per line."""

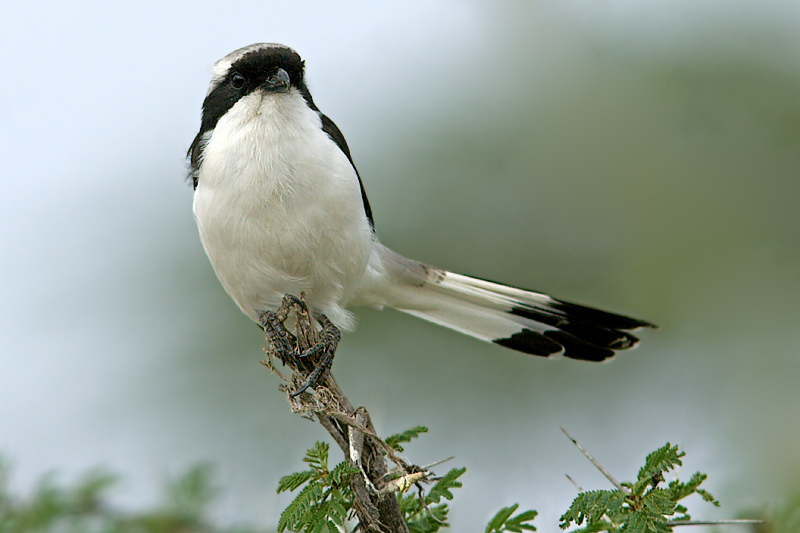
xmin=291 ymin=313 xmax=340 ymax=397
xmin=259 ymin=295 xmax=300 ymax=366
xmin=260 ymin=294 xmax=340 ymax=397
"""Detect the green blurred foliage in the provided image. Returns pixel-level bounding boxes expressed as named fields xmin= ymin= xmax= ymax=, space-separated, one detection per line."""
xmin=0 ymin=457 xmax=259 ymax=533
xmin=742 ymin=494 xmax=800 ymax=533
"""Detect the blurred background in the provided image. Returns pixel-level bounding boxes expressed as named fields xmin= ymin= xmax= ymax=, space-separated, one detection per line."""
xmin=1 ymin=0 xmax=799 ymax=530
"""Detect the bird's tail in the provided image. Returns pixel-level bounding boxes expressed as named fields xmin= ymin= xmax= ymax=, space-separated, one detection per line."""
xmin=386 ymin=269 xmax=655 ymax=362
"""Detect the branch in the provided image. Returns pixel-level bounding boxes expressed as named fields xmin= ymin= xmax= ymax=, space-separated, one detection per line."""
xmin=560 ymin=432 xmax=766 ymax=531
xmin=561 ymin=427 xmax=629 ymax=494
xmin=670 ymin=519 xmax=765 ymax=527
xmin=263 ymin=294 xmax=410 ymax=533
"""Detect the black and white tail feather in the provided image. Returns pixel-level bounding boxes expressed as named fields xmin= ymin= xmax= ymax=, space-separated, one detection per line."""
xmin=190 ymin=43 xmax=655 ymax=369
xmin=376 ymin=259 xmax=655 ymax=363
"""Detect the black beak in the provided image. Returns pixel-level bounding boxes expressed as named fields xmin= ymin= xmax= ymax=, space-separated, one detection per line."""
xmin=264 ymin=68 xmax=291 ymax=93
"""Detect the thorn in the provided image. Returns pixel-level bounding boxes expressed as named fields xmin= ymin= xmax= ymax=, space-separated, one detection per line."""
xmin=419 ymin=456 xmax=455 ymax=471
xmin=560 ymin=427 xmax=629 ymax=494
xmin=669 ymin=519 xmax=765 ymax=527
xmin=565 ymin=474 xmax=585 ymax=492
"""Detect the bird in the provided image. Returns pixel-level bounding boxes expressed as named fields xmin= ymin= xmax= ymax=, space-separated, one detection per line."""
xmin=188 ymin=43 xmax=655 ymax=392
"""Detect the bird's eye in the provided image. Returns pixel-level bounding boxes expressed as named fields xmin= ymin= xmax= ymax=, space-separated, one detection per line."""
xmin=230 ymin=73 xmax=247 ymax=90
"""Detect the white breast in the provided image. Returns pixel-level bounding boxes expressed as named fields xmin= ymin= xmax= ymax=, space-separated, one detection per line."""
xmin=193 ymin=89 xmax=374 ymax=330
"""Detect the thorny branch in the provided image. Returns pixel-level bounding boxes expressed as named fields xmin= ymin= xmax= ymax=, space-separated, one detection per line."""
xmin=260 ymin=295 xmax=760 ymax=532
xmin=561 ymin=429 xmax=766 ymax=530
xmin=261 ymin=293 xmax=438 ymax=533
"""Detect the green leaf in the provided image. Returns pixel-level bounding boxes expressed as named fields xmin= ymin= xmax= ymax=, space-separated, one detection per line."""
xmin=277 ymin=470 xmax=317 ymax=493
xmin=641 ymin=489 xmax=677 ymax=516
xmin=399 ymin=465 xmax=466 ymax=533
xmin=695 ymin=488 xmax=720 ymax=507
xmin=426 ymin=467 xmax=466 ymax=504
xmin=276 ymin=443 xmax=359 ymax=532
xmin=407 ymin=503 xmax=450 ymax=533
xmin=507 ymin=509 xmax=538 ymax=532
xmin=487 ymin=504 xmax=519 ymax=532
xmin=560 ymin=490 xmax=625 ymax=529
xmin=328 ymin=499 xmax=347 ymax=525
xmin=637 ymin=444 xmax=684 ymax=483
xmin=665 ymin=474 xmax=700 ymax=501
xmin=329 ymin=461 xmax=359 ymax=486
xmin=386 ymin=426 xmax=429 ymax=452
xmin=487 ymin=503 xmax=537 ymax=532
xmin=278 ymin=481 xmax=323 ymax=532
xmin=620 ymin=509 xmax=658 ymax=533
xmin=303 ymin=442 xmax=330 ymax=473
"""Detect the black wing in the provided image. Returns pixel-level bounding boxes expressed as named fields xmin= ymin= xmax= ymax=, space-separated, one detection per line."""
xmin=318 ymin=113 xmax=375 ymax=229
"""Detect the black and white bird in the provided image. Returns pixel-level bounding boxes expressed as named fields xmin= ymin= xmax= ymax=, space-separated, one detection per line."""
xmin=189 ymin=43 xmax=654 ymax=386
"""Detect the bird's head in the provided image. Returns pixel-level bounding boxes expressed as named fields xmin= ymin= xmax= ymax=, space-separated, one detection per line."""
xmin=189 ymin=43 xmax=316 ymax=187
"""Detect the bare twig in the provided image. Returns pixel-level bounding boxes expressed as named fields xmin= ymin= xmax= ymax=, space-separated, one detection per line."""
xmin=670 ymin=519 xmax=765 ymax=527
xmin=561 ymin=427 xmax=629 ymax=494
xmin=565 ymin=474 xmax=585 ymax=492
xmin=259 ymin=351 xmax=290 ymax=383
xmin=417 ymin=457 xmax=455 ymax=472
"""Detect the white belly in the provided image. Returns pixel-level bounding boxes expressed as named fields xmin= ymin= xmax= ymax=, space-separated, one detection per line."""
xmin=192 ymin=92 xmax=373 ymax=330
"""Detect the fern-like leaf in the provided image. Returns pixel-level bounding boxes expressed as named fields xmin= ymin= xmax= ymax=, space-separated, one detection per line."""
xmin=386 ymin=426 xmax=429 ymax=452
xmin=407 ymin=503 xmax=450 ymax=533
xmin=329 ymin=461 xmax=359 ymax=486
xmin=426 ymin=468 xmax=466 ymax=504
xmin=277 ymin=470 xmax=317 ymax=494
xmin=486 ymin=503 xmax=537 ymax=532
xmin=695 ymin=488 xmax=719 ymax=507
xmin=303 ymin=442 xmax=330 ymax=473
xmin=637 ymin=444 xmax=684 ymax=482
xmin=640 ymin=488 xmax=678 ymax=523
xmin=487 ymin=504 xmax=519 ymax=533
xmin=560 ymin=490 xmax=625 ymax=529
xmin=277 ymin=482 xmax=323 ymax=532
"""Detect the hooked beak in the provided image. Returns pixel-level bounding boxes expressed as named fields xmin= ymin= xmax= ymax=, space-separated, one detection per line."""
xmin=264 ymin=68 xmax=291 ymax=93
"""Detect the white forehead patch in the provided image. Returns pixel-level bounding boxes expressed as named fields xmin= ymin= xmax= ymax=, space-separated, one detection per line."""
xmin=206 ymin=43 xmax=299 ymax=96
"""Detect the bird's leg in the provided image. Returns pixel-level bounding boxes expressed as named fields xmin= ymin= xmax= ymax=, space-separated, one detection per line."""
xmin=291 ymin=312 xmax=341 ymax=398
xmin=261 ymin=294 xmax=341 ymax=397
xmin=259 ymin=295 xmax=303 ymax=365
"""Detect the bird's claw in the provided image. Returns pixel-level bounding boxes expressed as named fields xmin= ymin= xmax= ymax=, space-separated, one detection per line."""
xmin=260 ymin=294 xmax=340 ymax=397
xmin=290 ymin=313 xmax=340 ymax=397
